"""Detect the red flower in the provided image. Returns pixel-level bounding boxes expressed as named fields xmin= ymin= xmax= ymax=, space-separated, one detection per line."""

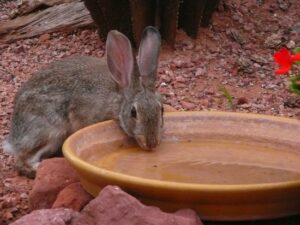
xmin=292 ymin=53 xmax=300 ymax=61
xmin=273 ymin=48 xmax=300 ymax=75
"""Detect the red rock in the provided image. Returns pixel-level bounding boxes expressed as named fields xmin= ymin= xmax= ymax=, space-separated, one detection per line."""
xmin=200 ymin=99 xmax=210 ymax=108
xmin=3 ymin=211 xmax=13 ymax=220
xmin=195 ymin=67 xmax=207 ymax=77
xmin=52 ymin=182 xmax=93 ymax=211
xmin=190 ymin=53 xmax=201 ymax=63
xmin=175 ymin=76 xmax=186 ymax=83
xmin=164 ymin=104 xmax=177 ymax=112
xmin=72 ymin=185 xmax=203 ymax=225
xmin=173 ymin=82 xmax=186 ymax=88
xmin=237 ymin=97 xmax=249 ymax=105
xmin=160 ymin=74 xmax=172 ymax=83
xmin=174 ymin=208 xmax=203 ymax=223
xmin=12 ymin=186 xmax=203 ymax=225
xmin=13 ymin=45 xmax=25 ymax=54
xmin=39 ymin=33 xmax=50 ymax=43
xmin=29 ymin=158 xmax=79 ymax=210
xmin=204 ymin=88 xmax=215 ymax=95
xmin=172 ymin=58 xmax=188 ymax=68
xmin=10 ymin=208 xmax=79 ymax=225
xmin=181 ymin=101 xmax=196 ymax=110
xmin=182 ymin=40 xmax=195 ymax=50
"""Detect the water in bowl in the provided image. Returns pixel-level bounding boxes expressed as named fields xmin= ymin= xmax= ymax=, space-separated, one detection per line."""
xmin=80 ymin=138 xmax=300 ymax=185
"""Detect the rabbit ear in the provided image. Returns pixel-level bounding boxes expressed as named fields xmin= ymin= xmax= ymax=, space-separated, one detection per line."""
xmin=106 ymin=30 xmax=134 ymax=88
xmin=137 ymin=26 xmax=161 ymax=90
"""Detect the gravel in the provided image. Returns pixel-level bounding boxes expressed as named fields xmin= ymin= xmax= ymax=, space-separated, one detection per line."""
xmin=1 ymin=0 xmax=300 ymax=224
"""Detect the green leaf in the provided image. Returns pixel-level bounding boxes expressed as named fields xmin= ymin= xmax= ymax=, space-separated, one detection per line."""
xmin=219 ymin=86 xmax=235 ymax=109
xmin=293 ymin=48 xmax=300 ymax=65
xmin=289 ymin=75 xmax=300 ymax=96
xmin=288 ymin=85 xmax=300 ymax=95
xmin=294 ymin=47 xmax=300 ymax=53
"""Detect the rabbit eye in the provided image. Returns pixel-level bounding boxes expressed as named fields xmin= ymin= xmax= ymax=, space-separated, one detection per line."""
xmin=131 ymin=106 xmax=137 ymax=118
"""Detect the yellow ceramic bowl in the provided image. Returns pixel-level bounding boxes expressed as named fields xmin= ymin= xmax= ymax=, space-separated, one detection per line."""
xmin=63 ymin=111 xmax=300 ymax=221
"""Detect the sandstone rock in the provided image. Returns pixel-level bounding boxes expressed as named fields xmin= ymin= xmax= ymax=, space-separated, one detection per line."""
xmin=39 ymin=33 xmax=50 ymax=43
xmin=195 ymin=67 xmax=207 ymax=77
xmin=264 ymin=31 xmax=284 ymax=49
xmin=160 ymin=74 xmax=172 ymax=83
xmin=286 ymin=40 xmax=296 ymax=49
xmin=237 ymin=97 xmax=249 ymax=105
xmin=237 ymin=56 xmax=253 ymax=74
xmin=277 ymin=0 xmax=290 ymax=11
xmin=293 ymin=23 xmax=300 ymax=32
xmin=171 ymin=58 xmax=188 ymax=69
xmin=72 ymin=185 xmax=203 ymax=225
xmin=190 ymin=53 xmax=201 ymax=63
xmin=52 ymin=182 xmax=93 ymax=211
xmin=175 ymin=76 xmax=186 ymax=83
xmin=12 ymin=186 xmax=203 ymax=225
xmin=182 ymin=39 xmax=195 ymax=50
xmin=164 ymin=104 xmax=177 ymax=112
xmin=173 ymin=208 xmax=203 ymax=223
xmin=173 ymin=82 xmax=187 ymax=89
xmin=181 ymin=101 xmax=196 ymax=110
xmin=228 ymin=29 xmax=246 ymax=45
xmin=3 ymin=211 xmax=13 ymax=220
xmin=10 ymin=208 xmax=79 ymax=225
xmin=29 ymin=158 xmax=79 ymax=210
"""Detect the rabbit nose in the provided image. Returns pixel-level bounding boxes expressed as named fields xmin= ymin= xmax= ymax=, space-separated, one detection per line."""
xmin=146 ymin=137 xmax=159 ymax=150
xmin=146 ymin=143 xmax=155 ymax=149
xmin=135 ymin=135 xmax=149 ymax=150
xmin=135 ymin=134 xmax=160 ymax=150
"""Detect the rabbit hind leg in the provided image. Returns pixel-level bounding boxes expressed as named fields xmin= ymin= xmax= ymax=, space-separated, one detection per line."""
xmin=15 ymin=134 xmax=65 ymax=178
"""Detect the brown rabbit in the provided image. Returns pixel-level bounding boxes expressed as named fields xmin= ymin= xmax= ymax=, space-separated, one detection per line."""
xmin=3 ymin=26 xmax=164 ymax=178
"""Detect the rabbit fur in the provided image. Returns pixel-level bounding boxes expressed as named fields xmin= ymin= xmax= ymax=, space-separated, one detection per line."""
xmin=3 ymin=26 xmax=164 ymax=178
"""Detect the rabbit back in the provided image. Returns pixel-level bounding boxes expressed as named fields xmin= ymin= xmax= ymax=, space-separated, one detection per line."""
xmin=5 ymin=56 xmax=122 ymax=157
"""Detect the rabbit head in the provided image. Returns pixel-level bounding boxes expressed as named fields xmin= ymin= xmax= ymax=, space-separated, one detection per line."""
xmin=106 ymin=26 xmax=163 ymax=150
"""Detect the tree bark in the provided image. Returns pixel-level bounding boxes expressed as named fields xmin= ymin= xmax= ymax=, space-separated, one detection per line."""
xmin=0 ymin=1 xmax=93 ymax=43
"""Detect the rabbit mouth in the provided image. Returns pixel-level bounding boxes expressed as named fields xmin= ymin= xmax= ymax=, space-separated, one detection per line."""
xmin=135 ymin=135 xmax=159 ymax=151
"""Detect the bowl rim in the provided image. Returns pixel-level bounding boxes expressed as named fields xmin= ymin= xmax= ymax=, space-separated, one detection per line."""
xmin=63 ymin=111 xmax=300 ymax=193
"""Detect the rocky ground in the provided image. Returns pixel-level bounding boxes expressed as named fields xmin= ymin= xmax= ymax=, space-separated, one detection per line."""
xmin=0 ymin=0 xmax=300 ymax=224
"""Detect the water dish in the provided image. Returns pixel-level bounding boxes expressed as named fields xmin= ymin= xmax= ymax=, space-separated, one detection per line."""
xmin=63 ymin=111 xmax=300 ymax=221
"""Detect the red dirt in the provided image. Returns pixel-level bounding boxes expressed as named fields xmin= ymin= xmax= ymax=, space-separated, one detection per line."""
xmin=1 ymin=0 xmax=300 ymax=224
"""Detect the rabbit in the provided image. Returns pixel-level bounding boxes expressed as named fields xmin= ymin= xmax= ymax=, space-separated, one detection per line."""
xmin=3 ymin=26 xmax=164 ymax=178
